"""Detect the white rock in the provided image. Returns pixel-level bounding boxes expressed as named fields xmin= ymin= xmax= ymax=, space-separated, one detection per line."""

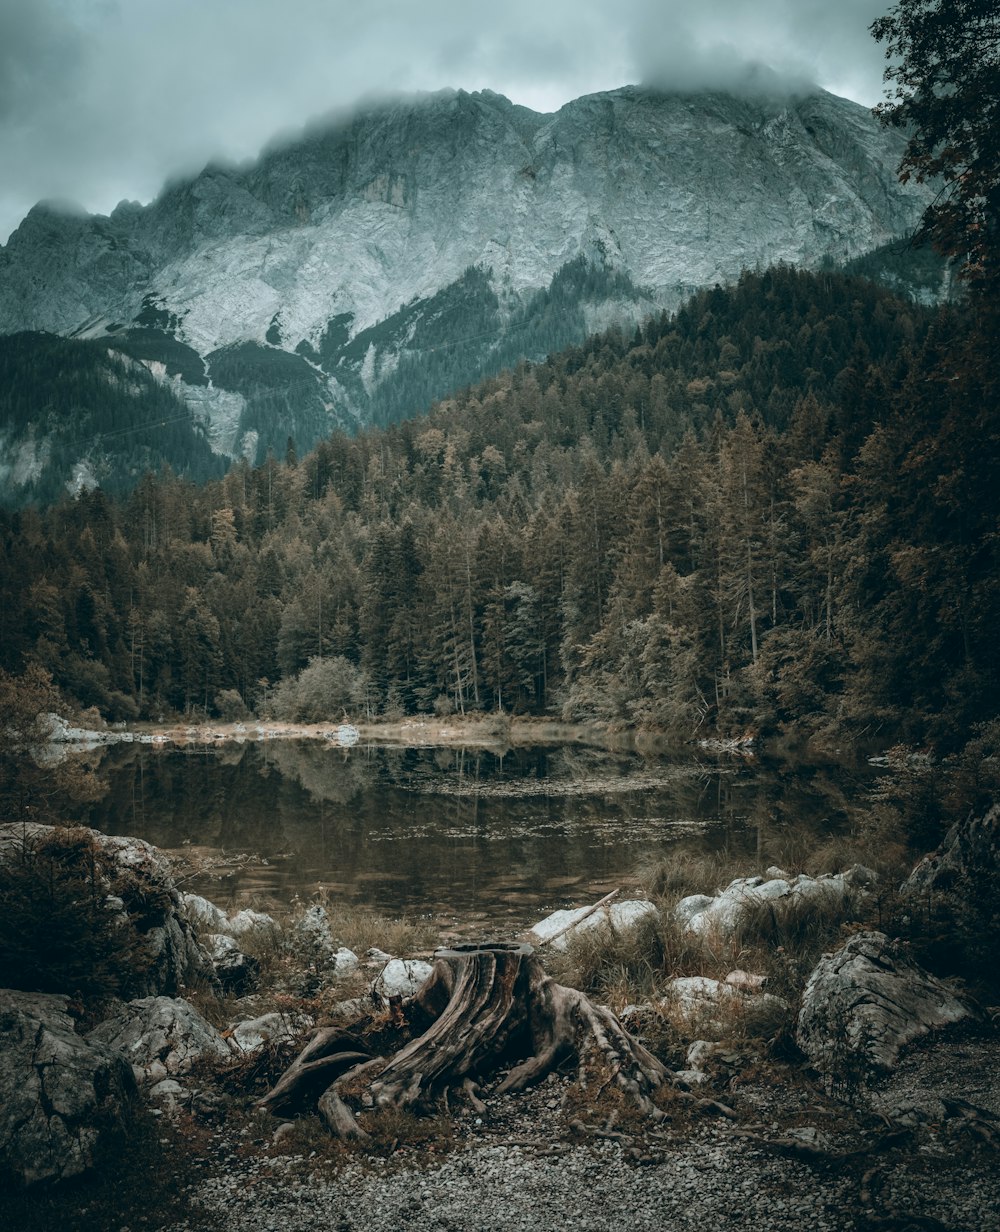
xmin=673 ymin=895 xmax=714 ymax=927
xmin=528 ymin=899 xmax=659 ymax=952
xmin=208 ymin=933 xmax=241 ymax=961
xmin=206 ymin=932 xmax=260 ymax=994
xmin=227 ymin=908 xmax=277 ymax=936
xmin=228 ymin=1011 xmax=313 ymax=1053
xmin=333 ymin=946 xmax=360 ymax=977
xmin=685 ymin=1039 xmax=720 ymax=1071
xmin=673 ymin=1069 xmax=709 ymax=1086
xmin=677 ymin=867 xmax=874 ymax=939
xmin=725 ymin=969 xmax=768 ymax=991
xmin=181 ymin=893 xmax=229 ymax=934
xmin=86 ymin=996 xmax=230 ymax=1082
xmin=662 ymin=977 xmax=788 ymax=1038
xmin=374 ymin=959 xmax=434 ymax=999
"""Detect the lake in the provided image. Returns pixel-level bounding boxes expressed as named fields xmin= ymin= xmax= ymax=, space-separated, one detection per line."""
xmin=84 ymin=738 xmax=873 ymax=938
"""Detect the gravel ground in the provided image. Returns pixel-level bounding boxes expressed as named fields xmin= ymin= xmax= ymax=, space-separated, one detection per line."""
xmin=163 ymin=1028 xmax=1000 ymax=1232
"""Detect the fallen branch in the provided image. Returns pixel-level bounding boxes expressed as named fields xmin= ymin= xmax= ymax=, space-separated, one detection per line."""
xmin=534 ymin=888 xmax=621 ymax=949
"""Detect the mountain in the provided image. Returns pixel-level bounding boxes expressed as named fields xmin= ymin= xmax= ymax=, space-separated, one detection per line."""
xmin=0 ymin=84 xmax=932 ymax=501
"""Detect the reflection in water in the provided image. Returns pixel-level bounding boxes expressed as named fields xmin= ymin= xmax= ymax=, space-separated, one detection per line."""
xmin=83 ymin=740 xmax=871 ymax=935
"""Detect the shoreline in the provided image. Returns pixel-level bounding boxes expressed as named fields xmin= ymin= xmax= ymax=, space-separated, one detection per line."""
xmin=51 ymin=713 xmax=672 ymax=753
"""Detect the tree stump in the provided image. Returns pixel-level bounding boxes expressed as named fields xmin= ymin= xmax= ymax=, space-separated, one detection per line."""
xmin=261 ymin=942 xmax=670 ymax=1139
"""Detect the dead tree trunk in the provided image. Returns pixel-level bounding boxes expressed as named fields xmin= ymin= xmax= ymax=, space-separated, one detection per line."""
xmin=261 ymin=943 xmax=670 ymax=1139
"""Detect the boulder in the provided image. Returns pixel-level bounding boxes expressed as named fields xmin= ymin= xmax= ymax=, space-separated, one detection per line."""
xmin=374 ymin=958 xmax=434 ymax=999
xmin=662 ymin=975 xmax=788 ymax=1038
xmin=674 ymin=894 xmax=714 ymax=928
xmin=796 ymin=931 xmax=976 ymax=1075
xmin=725 ymin=968 xmax=768 ymax=991
xmin=207 ymin=933 xmax=260 ymax=995
xmin=0 ymin=989 xmax=136 ymax=1185
xmin=181 ymin=892 xmax=229 ymax=934
xmin=528 ymin=899 xmax=660 ymax=952
xmin=675 ymin=866 xmax=875 ymax=939
xmin=0 ymin=823 xmax=218 ymax=1000
xmin=87 ymin=996 xmax=230 ymax=1084
xmin=333 ymin=946 xmax=360 ymax=978
xmin=227 ymin=908 xmax=277 ymax=937
xmin=94 ymin=832 xmax=220 ymax=996
xmin=228 ymin=1011 xmax=313 ymax=1053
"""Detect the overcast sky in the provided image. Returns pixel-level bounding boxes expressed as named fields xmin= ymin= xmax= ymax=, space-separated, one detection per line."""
xmin=0 ymin=0 xmax=896 ymax=244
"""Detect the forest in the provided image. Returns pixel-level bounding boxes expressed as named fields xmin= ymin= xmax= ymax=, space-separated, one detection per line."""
xmin=1 ymin=261 xmax=996 ymax=755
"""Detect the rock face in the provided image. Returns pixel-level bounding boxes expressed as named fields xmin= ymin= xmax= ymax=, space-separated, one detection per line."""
xmin=904 ymin=804 xmax=1000 ymax=900
xmin=87 ymin=995 xmax=231 ymax=1084
xmin=796 ymin=931 xmax=975 ymax=1075
xmin=0 ymin=823 xmax=218 ymax=999
xmin=0 ymin=989 xmax=136 ymax=1185
xmin=675 ymin=866 xmax=874 ymax=939
xmin=0 ymin=84 xmax=931 ymax=488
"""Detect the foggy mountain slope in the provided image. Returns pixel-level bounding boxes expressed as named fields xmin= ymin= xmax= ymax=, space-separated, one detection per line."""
xmin=0 ymin=84 xmax=930 ymax=488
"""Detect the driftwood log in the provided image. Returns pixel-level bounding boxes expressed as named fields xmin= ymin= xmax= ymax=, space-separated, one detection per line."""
xmin=260 ymin=942 xmax=670 ymax=1139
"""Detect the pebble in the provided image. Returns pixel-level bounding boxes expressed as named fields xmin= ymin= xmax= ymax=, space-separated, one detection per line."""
xmin=156 ymin=1030 xmax=1000 ymax=1232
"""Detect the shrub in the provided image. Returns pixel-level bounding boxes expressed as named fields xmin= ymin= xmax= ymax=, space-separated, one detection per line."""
xmin=0 ymin=828 xmax=153 ymax=998
xmin=215 ymin=688 xmax=251 ymax=721
xmin=272 ymin=657 xmax=367 ymax=723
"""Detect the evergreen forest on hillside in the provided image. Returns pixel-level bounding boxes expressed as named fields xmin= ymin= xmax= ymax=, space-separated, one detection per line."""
xmin=0 ymin=332 xmax=226 ymax=504
xmin=1 ymin=265 xmax=997 ymax=753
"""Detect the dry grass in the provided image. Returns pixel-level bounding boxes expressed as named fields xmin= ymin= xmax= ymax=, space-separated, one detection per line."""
xmin=548 ymin=849 xmax=879 ymax=1056
xmin=184 ymin=893 xmax=439 ymax=1038
xmin=310 ymin=900 xmax=438 ymax=958
xmin=639 ymin=849 xmax=764 ymax=903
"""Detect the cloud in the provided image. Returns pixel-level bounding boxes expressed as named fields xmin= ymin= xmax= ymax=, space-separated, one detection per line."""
xmin=630 ymin=0 xmax=890 ymax=100
xmin=0 ymin=0 xmax=894 ymax=244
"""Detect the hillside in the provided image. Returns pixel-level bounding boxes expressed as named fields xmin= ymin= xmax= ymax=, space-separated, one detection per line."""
xmin=2 ymin=266 xmax=995 ymax=750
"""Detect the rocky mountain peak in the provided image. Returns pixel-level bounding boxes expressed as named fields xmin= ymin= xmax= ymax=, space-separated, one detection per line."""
xmin=0 ymin=83 xmax=935 ymax=496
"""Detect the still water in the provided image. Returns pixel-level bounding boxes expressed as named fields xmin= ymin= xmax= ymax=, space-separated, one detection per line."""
xmin=86 ymin=739 xmax=872 ymax=935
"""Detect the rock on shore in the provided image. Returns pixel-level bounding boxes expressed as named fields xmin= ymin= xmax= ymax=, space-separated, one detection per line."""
xmin=796 ymin=930 xmax=976 ymax=1074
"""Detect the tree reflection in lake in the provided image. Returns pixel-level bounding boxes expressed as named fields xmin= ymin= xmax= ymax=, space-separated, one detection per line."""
xmin=84 ymin=740 xmax=872 ymax=935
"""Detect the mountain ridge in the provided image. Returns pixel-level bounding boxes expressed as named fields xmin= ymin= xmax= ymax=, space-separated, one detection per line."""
xmin=0 ymin=83 xmax=933 ymax=493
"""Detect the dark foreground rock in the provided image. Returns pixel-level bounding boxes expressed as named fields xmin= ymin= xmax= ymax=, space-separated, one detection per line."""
xmin=796 ymin=930 xmax=976 ymax=1075
xmin=0 ymin=988 xmax=136 ymax=1185
xmin=904 ymin=802 xmax=1000 ymax=899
